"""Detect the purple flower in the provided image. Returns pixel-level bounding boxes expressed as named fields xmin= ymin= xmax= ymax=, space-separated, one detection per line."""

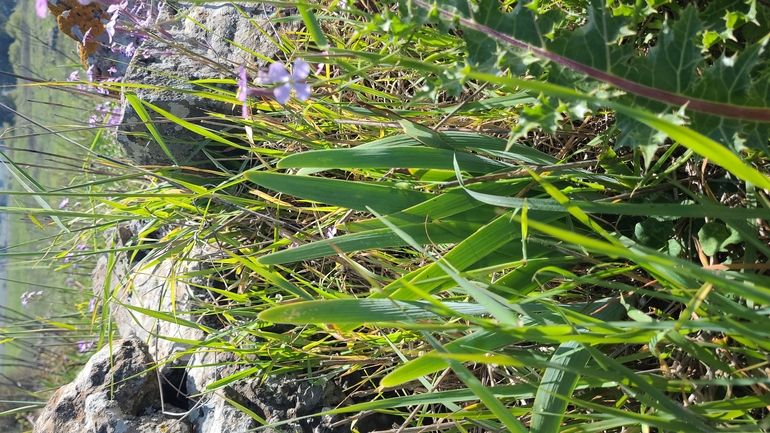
xmin=315 ymin=51 xmax=328 ymax=76
xmin=325 ymin=226 xmax=337 ymax=239
xmin=76 ymin=243 xmax=88 ymax=250
xmin=77 ymin=339 xmax=97 ymax=353
xmin=88 ymin=298 xmax=96 ymax=312
xmin=268 ymin=60 xmax=311 ymax=104
xmin=255 ymin=70 xmax=270 ymax=85
xmin=82 ymin=28 xmax=92 ymax=46
xmin=105 ymin=19 xmax=117 ymax=43
xmin=237 ymin=66 xmax=273 ymax=117
xmin=59 ymin=197 xmax=69 ymax=209
xmin=20 ymin=291 xmax=43 ymax=308
xmin=113 ymin=42 xmax=136 ymax=58
xmin=78 ymin=0 xmax=123 ymax=5
xmin=36 ymin=0 xmax=48 ymax=18
xmin=67 ymin=70 xmax=80 ymax=82
xmin=237 ymin=66 xmax=251 ymax=117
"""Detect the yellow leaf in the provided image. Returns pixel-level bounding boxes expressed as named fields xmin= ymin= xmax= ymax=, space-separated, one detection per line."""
xmin=27 ymin=215 xmax=44 ymax=230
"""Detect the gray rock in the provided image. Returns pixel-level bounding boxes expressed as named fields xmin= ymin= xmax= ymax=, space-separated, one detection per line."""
xmin=83 ymin=239 xmax=401 ymax=433
xmin=186 ymin=351 xmax=256 ymax=433
xmin=117 ymin=2 xmax=300 ymax=166
xmin=93 ymin=245 xmax=219 ymax=375
xmin=34 ymin=338 xmax=189 ymax=433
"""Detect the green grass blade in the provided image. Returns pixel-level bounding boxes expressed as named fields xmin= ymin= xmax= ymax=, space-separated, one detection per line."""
xmin=531 ymin=341 xmax=591 ymax=433
xmin=244 ymin=171 xmax=432 ymax=214
xmin=277 ymin=146 xmax=509 ymax=173
xmin=258 ymin=222 xmax=479 ymax=265
xmin=124 ymin=91 xmax=178 ymax=165
xmin=463 ymin=70 xmax=770 ymax=190
xmin=297 ymin=3 xmax=328 ymax=49
xmin=258 ymin=299 xmax=490 ymax=324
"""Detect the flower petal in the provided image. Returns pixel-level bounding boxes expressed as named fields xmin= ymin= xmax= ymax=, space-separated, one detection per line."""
xmin=268 ymin=62 xmax=290 ymax=83
xmin=255 ymin=70 xmax=271 ymax=85
xmin=36 ymin=0 xmax=48 ymax=18
xmin=237 ymin=66 xmax=248 ymax=102
xmin=294 ymin=83 xmax=311 ymax=102
xmin=105 ymin=19 xmax=116 ymax=43
xmin=273 ymin=84 xmax=292 ymax=104
xmin=292 ymin=59 xmax=310 ymax=81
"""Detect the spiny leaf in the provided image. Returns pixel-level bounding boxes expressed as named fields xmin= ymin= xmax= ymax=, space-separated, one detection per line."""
xmin=418 ymin=0 xmax=770 ymax=153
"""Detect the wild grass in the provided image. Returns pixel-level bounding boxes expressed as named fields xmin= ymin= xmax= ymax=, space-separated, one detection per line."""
xmin=1 ymin=0 xmax=770 ymax=432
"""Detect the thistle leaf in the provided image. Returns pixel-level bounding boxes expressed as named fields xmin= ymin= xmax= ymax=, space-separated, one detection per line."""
xmin=416 ymin=0 xmax=770 ymax=154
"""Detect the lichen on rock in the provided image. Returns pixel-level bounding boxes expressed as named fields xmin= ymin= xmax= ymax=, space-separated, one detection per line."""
xmin=47 ymin=0 xmax=107 ymax=68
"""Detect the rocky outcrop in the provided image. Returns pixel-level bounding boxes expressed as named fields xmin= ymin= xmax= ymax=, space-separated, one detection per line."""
xmin=33 ymin=338 xmax=190 ymax=433
xmin=91 ymin=222 xmax=215 ymax=375
xmin=116 ymin=2 xmax=300 ymax=166
xmin=44 ymin=214 xmax=405 ymax=432
xmin=33 ymin=335 xmax=359 ymax=433
xmin=82 ymin=222 xmax=352 ymax=433
xmin=185 ymin=350 xmax=349 ymax=433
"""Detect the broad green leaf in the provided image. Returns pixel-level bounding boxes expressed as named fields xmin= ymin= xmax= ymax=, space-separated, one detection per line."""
xmin=296 ymin=3 xmax=328 ymax=48
xmin=382 ymin=297 xmax=626 ymax=386
xmin=379 ymin=211 xmax=559 ymax=300
xmin=258 ymin=299 xmax=492 ymax=324
xmin=277 ymin=146 xmax=509 ymax=173
xmin=458 ymin=192 xmax=770 ymax=220
xmin=258 ymin=221 xmax=480 ymax=265
xmin=531 ymin=341 xmax=591 ymax=433
xmin=698 ymin=221 xmax=742 ymax=256
xmin=634 ymin=219 xmax=675 ymax=249
xmin=370 ymin=208 xmax=520 ymax=325
xmin=244 ymin=171 xmax=433 ymax=214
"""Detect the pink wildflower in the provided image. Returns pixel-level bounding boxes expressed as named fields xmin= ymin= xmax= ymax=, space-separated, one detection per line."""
xmin=36 ymin=0 xmax=48 ymax=18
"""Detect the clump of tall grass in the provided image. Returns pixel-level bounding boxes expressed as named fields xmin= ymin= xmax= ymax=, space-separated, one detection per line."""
xmin=2 ymin=0 xmax=770 ymax=431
